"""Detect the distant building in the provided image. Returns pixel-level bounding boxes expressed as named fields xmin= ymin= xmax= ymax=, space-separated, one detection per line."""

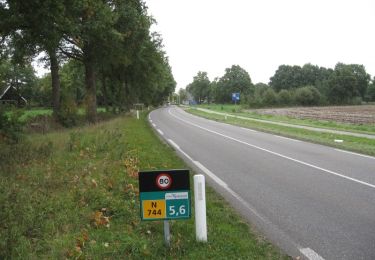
xmin=0 ymin=85 xmax=27 ymax=106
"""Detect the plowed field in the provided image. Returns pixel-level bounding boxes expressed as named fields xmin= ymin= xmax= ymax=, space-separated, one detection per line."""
xmin=253 ymin=105 xmax=375 ymax=124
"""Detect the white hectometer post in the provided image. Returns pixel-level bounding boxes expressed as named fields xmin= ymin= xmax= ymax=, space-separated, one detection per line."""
xmin=194 ymin=174 xmax=207 ymax=242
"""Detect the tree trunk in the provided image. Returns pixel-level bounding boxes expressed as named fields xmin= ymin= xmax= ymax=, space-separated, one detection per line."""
xmin=84 ymin=59 xmax=97 ymax=123
xmin=49 ymin=49 xmax=60 ymax=118
xmin=101 ymin=71 xmax=109 ymax=112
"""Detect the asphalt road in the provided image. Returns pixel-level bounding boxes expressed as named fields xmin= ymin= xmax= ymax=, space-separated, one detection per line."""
xmin=149 ymin=106 xmax=375 ymax=260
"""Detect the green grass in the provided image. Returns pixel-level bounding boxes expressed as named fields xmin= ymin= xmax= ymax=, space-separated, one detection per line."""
xmin=18 ymin=108 xmax=53 ymax=122
xmin=197 ymin=104 xmax=375 ymax=135
xmin=0 ymin=113 xmax=288 ymax=259
xmin=188 ymin=109 xmax=375 ymax=156
xmin=7 ymin=107 xmax=108 ymax=122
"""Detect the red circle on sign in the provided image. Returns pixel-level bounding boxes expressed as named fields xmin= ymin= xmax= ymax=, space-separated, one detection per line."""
xmin=156 ymin=173 xmax=172 ymax=189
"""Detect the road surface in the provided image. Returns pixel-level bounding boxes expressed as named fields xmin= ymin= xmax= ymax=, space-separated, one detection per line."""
xmin=149 ymin=106 xmax=375 ymax=260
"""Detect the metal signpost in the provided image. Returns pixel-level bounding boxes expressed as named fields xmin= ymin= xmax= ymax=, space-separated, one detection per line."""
xmin=138 ymin=170 xmax=191 ymax=246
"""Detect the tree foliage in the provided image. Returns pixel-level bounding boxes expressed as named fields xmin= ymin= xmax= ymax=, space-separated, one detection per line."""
xmin=187 ymin=71 xmax=211 ymax=104
xmin=327 ymin=63 xmax=370 ymax=104
xmin=214 ymin=65 xmax=253 ymax=103
xmin=1 ymin=0 xmax=175 ymax=123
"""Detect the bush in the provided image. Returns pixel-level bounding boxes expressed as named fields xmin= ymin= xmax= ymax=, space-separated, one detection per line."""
xmin=262 ymin=88 xmax=278 ymax=106
xmin=57 ymin=96 xmax=79 ymax=127
xmin=365 ymin=83 xmax=375 ymax=101
xmin=277 ymin=89 xmax=293 ymax=106
xmin=349 ymin=96 xmax=363 ymax=105
xmin=294 ymin=86 xmax=321 ymax=106
xmin=0 ymin=107 xmax=25 ymax=144
xmin=247 ymin=93 xmax=263 ymax=108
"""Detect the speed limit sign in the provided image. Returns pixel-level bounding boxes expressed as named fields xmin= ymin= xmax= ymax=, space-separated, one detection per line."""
xmin=156 ymin=173 xmax=172 ymax=189
xmin=138 ymin=169 xmax=190 ymax=221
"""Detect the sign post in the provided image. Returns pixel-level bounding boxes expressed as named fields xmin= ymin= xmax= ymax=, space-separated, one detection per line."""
xmin=232 ymin=92 xmax=240 ymax=105
xmin=138 ymin=170 xmax=191 ymax=246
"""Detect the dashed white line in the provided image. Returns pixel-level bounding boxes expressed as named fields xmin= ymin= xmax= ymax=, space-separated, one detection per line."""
xmin=273 ymin=135 xmax=301 ymax=142
xmin=157 ymin=129 xmax=164 ymax=136
xmin=300 ymin=248 xmax=325 ymax=260
xmin=166 ymin=138 xmax=267 ymax=222
xmin=241 ymin=127 xmax=258 ymax=133
xmin=334 ymin=149 xmax=375 ymax=160
xmin=193 ymin=161 xmax=228 ymax=188
xmin=167 ymin=139 xmax=193 ymax=161
xmin=152 ymin=123 xmax=156 ymax=127
xmin=168 ymin=109 xmax=375 ymax=190
xmin=167 ymin=139 xmax=180 ymax=149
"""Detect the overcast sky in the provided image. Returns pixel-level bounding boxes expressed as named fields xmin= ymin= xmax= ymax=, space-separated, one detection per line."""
xmin=145 ymin=0 xmax=375 ymax=91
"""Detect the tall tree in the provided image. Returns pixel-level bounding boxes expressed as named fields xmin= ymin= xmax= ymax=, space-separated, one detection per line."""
xmin=366 ymin=77 xmax=375 ymax=101
xmin=269 ymin=65 xmax=303 ymax=91
xmin=216 ymin=65 xmax=253 ymax=103
xmin=5 ymin=0 xmax=66 ymax=117
xmin=178 ymin=88 xmax=188 ymax=103
xmin=187 ymin=71 xmax=211 ymax=104
xmin=327 ymin=63 xmax=370 ymax=104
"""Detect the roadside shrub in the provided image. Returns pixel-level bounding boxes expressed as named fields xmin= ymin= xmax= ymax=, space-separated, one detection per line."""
xmin=57 ymin=96 xmax=79 ymax=127
xmin=365 ymin=83 xmax=375 ymax=101
xmin=277 ymin=89 xmax=293 ymax=106
xmin=262 ymin=88 xmax=278 ymax=106
xmin=247 ymin=93 xmax=263 ymax=108
xmin=349 ymin=96 xmax=363 ymax=105
xmin=0 ymin=107 xmax=25 ymax=144
xmin=294 ymin=86 xmax=321 ymax=106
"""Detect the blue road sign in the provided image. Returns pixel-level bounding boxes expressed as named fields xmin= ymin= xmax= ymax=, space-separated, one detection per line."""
xmin=232 ymin=93 xmax=240 ymax=102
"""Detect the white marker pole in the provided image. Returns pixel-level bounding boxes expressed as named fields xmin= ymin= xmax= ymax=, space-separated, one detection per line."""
xmin=194 ymin=174 xmax=207 ymax=242
xmin=136 ymin=110 xmax=139 ymax=119
xmin=164 ymin=220 xmax=171 ymax=247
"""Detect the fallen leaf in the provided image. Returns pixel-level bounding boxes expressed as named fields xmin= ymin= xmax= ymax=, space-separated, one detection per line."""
xmin=91 ymin=179 xmax=98 ymax=188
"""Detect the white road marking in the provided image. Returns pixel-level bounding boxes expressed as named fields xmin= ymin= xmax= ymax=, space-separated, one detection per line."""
xmin=167 ymin=139 xmax=194 ymax=161
xmin=157 ymin=129 xmax=164 ymax=136
xmin=149 ymin=120 xmax=153 ymax=123
xmin=300 ymin=248 xmax=325 ymax=260
xmin=166 ymin=137 xmax=267 ymax=222
xmin=193 ymin=161 xmax=228 ymax=188
xmin=168 ymin=109 xmax=375 ymax=190
xmin=334 ymin=149 xmax=375 ymax=160
xmin=152 ymin=123 xmax=156 ymax=127
xmin=167 ymin=139 xmax=180 ymax=149
xmin=273 ymin=135 xmax=301 ymax=142
xmin=241 ymin=127 xmax=258 ymax=133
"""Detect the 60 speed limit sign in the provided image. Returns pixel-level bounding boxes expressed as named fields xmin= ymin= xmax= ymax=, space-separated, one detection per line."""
xmin=138 ymin=170 xmax=190 ymax=221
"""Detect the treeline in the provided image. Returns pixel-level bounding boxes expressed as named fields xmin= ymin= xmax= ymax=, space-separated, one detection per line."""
xmin=0 ymin=0 xmax=175 ymax=123
xmin=184 ymin=63 xmax=375 ymax=107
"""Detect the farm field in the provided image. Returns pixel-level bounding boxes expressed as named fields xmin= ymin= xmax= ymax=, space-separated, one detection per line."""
xmin=196 ymin=104 xmax=375 ymax=134
xmin=187 ymin=105 xmax=375 ymax=156
xmin=251 ymin=105 xmax=375 ymax=125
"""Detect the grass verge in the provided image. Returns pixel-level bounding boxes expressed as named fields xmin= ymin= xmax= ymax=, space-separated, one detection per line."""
xmin=6 ymin=107 xmax=108 ymax=122
xmin=197 ymin=104 xmax=375 ymax=135
xmin=187 ymin=108 xmax=375 ymax=156
xmin=0 ymin=112 xmax=288 ymax=259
